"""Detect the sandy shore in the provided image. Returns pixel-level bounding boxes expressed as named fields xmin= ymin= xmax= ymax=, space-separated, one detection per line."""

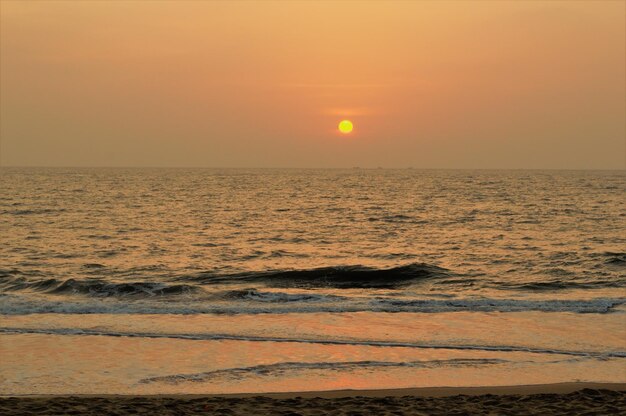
xmin=1 ymin=383 xmax=625 ymax=415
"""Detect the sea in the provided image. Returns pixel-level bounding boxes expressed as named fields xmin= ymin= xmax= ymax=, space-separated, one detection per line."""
xmin=1 ymin=168 xmax=625 ymax=395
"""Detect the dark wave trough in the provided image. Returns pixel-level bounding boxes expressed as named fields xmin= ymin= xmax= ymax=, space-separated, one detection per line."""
xmin=185 ymin=263 xmax=452 ymax=289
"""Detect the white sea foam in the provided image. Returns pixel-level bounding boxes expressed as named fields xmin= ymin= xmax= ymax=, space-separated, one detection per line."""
xmin=0 ymin=293 xmax=623 ymax=315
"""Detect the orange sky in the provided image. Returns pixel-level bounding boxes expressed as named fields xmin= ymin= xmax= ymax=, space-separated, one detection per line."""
xmin=1 ymin=0 xmax=624 ymax=168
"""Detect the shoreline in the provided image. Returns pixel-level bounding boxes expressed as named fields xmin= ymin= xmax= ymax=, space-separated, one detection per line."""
xmin=4 ymin=382 xmax=625 ymax=399
xmin=2 ymin=383 xmax=625 ymax=415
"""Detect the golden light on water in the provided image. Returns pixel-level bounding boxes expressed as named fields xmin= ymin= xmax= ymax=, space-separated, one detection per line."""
xmin=338 ymin=120 xmax=353 ymax=134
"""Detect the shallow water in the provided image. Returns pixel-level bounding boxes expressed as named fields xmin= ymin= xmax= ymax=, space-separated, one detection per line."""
xmin=1 ymin=168 xmax=625 ymax=394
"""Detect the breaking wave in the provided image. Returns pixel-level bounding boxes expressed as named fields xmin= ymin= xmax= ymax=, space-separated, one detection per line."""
xmin=182 ymin=263 xmax=452 ymax=289
xmin=0 ymin=293 xmax=623 ymax=315
xmin=0 ymin=277 xmax=198 ymax=298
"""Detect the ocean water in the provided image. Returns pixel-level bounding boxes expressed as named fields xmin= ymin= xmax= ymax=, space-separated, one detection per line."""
xmin=1 ymin=168 xmax=625 ymax=395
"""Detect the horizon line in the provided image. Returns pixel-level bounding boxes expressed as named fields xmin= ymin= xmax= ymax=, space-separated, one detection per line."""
xmin=1 ymin=165 xmax=624 ymax=172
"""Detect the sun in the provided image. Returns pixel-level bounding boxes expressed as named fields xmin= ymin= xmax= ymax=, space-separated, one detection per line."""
xmin=338 ymin=120 xmax=353 ymax=134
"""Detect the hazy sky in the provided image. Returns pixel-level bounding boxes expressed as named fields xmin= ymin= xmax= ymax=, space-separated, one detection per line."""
xmin=1 ymin=0 xmax=624 ymax=168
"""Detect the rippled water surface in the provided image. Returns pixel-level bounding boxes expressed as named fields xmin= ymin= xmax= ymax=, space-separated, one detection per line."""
xmin=1 ymin=168 xmax=625 ymax=394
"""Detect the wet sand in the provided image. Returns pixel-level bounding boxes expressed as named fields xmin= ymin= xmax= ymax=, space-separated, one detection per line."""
xmin=1 ymin=383 xmax=624 ymax=415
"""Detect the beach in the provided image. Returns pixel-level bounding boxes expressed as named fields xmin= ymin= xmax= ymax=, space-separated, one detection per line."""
xmin=2 ymin=384 xmax=625 ymax=415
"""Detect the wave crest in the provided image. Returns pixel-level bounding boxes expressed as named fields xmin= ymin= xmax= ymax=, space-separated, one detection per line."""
xmin=186 ymin=263 xmax=451 ymax=289
xmin=0 ymin=277 xmax=198 ymax=298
